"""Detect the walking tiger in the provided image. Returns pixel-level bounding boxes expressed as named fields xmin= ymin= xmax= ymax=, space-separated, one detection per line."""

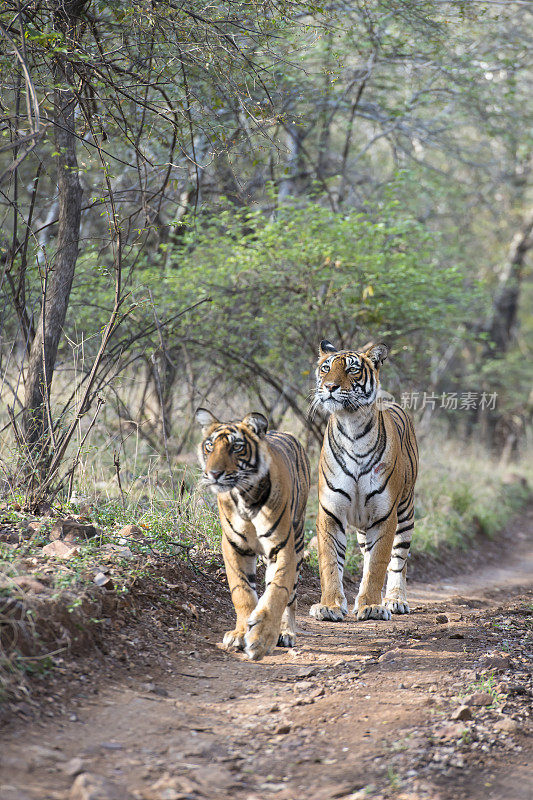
xmin=195 ymin=409 xmax=310 ymax=660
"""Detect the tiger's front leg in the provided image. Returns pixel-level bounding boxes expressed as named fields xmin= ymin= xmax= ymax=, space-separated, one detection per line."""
xmin=244 ymin=531 xmax=296 ymax=661
xmin=221 ymin=529 xmax=258 ymax=651
xmin=355 ymin=514 xmax=397 ymax=621
xmin=309 ymin=503 xmax=348 ymax=621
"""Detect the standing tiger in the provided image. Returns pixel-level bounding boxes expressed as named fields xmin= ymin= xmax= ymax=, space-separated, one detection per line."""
xmin=195 ymin=408 xmax=310 ymax=660
xmin=309 ymin=340 xmax=418 ymax=622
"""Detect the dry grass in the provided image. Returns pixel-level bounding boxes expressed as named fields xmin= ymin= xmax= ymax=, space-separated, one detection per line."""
xmin=0 ymin=396 xmax=531 ymax=705
xmin=414 ymin=435 xmax=532 ymax=554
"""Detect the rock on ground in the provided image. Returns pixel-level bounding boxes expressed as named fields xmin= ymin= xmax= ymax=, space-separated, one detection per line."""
xmin=69 ymin=773 xmax=132 ymax=800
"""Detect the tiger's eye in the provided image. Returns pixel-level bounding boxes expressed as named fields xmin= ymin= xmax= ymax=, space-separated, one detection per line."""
xmin=320 ymin=364 xmax=330 ymax=373
xmin=204 ymin=440 xmax=213 ymax=452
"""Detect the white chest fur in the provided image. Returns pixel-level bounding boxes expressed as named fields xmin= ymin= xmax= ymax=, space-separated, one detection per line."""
xmin=321 ymin=411 xmax=392 ymax=530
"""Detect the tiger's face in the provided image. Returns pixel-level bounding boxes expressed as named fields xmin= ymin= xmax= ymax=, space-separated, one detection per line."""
xmin=315 ymin=339 xmax=388 ymax=413
xmin=195 ymin=409 xmax=269 ymax=493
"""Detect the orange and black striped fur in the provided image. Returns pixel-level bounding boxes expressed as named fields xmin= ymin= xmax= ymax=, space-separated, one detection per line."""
xmin=195 ymin=409 xmax=310 ymax=660
xmin=309 ymin=340 xmax=418 ymax=622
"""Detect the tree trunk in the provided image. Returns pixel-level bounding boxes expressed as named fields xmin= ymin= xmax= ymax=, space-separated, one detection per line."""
xmin=278 ymin=120 xmax=302 ymax=202
xmin=22 ymin=59 xmax=82 ymax=460
xmin=485 ymin=206 xmax=533 ymax=355
xmin=316 ymin=32 xmax=333 ymax=182
xmin=472 ymin=206 xmax=533 ymax=451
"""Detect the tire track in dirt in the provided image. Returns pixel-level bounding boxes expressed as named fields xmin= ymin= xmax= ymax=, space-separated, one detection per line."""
xmin=1 ymin=510 xmax=532 ymax=800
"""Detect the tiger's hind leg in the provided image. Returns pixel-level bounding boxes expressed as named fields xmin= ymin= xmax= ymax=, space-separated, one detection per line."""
xmin=384 ymin=497 xmax=414 ymax=615
xmin=278 ymin=597 xmax=297 ymax=648
xmin=278 ymin=525 xmax=303 ymax=647
xmin=258 ymin=558 xmax=296 ymax=649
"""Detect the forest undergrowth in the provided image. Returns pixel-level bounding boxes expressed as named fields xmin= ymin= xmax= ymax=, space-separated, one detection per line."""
xmin=0 ymin=431 xmax=530 ymax=709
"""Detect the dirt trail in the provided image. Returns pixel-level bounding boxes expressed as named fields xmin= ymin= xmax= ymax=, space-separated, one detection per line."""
xmin=2 ymin=512 xmax=533 ymax=800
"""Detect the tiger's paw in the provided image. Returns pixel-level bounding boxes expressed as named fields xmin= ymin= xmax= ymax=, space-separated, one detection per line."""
xmin=222 ymin=629 xmax=246 ymax=651
xmin=384 ymin=598 xmax=410 ymax=615
xmin=309 ymin=602 xmax=347 ymax=622
xmin=244 ymin=609 xmax=278 ymax=661
xmin=356 ymin=603 xmax=392 ymax=621
xmin=277 ymin=631 xmax=296 ymax=648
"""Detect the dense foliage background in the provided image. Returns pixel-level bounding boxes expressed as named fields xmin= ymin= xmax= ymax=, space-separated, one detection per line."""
xmin=0 ymin=0 xmax=531 ymax=502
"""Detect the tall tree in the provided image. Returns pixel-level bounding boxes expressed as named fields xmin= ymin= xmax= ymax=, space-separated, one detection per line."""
xmin=23 ymin=1 xmax=86 ymax=460
xmin=485 ymin=206 xmax=533 ymax=355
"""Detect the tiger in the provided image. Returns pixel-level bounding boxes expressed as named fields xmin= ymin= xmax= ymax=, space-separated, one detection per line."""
xmin=308 ymin=340 xmax=418 ymax=623
xmin=195 ymin=408 xmax=310 ymax=660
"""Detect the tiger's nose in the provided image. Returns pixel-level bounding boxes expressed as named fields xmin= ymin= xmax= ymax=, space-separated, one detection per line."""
xmin=324 ymin=382 xmax=340 ymax=393
xmin=208 ymin=469 xmax=224 ymax=481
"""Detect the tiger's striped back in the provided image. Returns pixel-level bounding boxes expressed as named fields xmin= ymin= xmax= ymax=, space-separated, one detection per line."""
xmin=266 ymin=430 xmax=311 ymax=576
xmin=380 ymin=400 xmax=418 ymax=488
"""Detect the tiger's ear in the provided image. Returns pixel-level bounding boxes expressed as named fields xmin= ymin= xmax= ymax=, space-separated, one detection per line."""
xmin=319 ymin=339 xmax=337 ymax=357
xmin=365 ymin=343 xmax=388 ymax=369
xmin=195 ymin=408 xmax=219 ymax=430
xmin=242 ymin=412 xmax=268 ymax=438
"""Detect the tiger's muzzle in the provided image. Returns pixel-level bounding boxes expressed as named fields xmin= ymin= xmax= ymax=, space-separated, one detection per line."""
xmin=202 ymin=469 xmax=240 ymax=493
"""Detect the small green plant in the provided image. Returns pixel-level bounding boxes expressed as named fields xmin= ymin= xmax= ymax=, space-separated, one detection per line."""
xmin=464 ymin=675 xmax=502 ymax=704
xmin=391 ymin=739 xmax=409 ymax=753
xmin=14 ymin=654 xmax=54 ymax=677
xmin=460 ymin=729 xmax=472 ymax=745
xmin=67 ymin=597 xmax=83 ymax=613
xmin=386 ymin=766 xmax=402 ymax=792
